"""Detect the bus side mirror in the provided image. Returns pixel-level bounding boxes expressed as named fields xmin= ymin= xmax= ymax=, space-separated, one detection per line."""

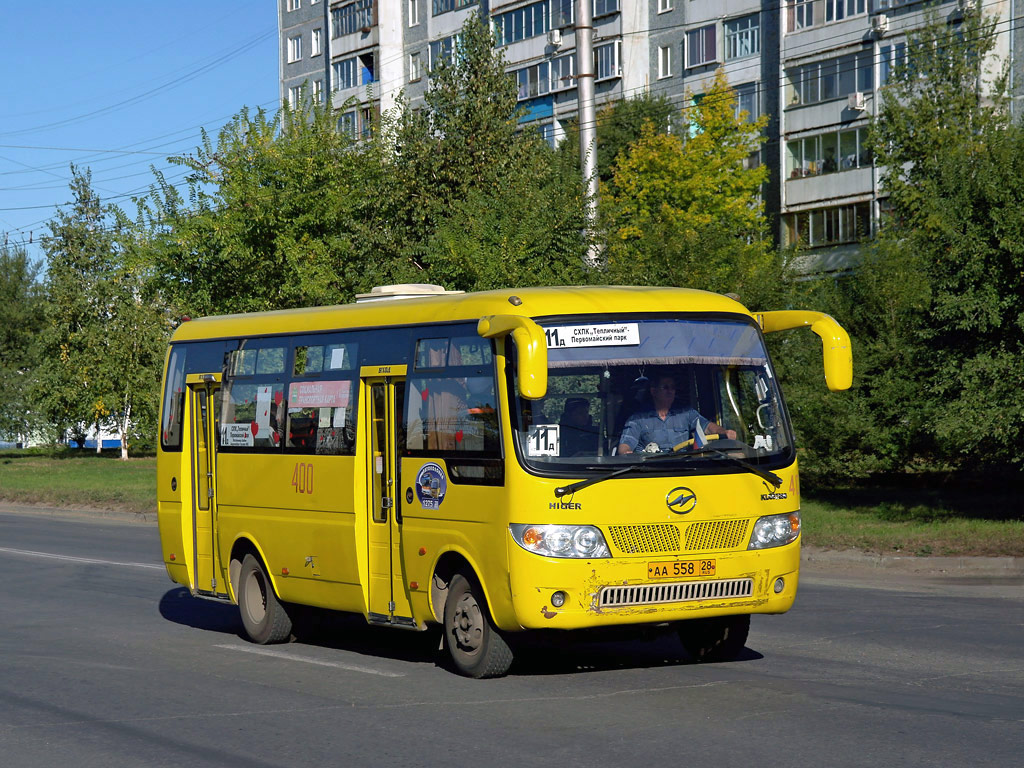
xmin=477 ymin=315 xmax=548 ymax=400
xmin=756 ymin=310 xmax=853 ymax=392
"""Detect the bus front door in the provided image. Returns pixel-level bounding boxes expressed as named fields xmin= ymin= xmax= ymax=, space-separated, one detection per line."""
xmin=365 ymin=373 xmax=414 ymax=625
xmin=187 ymin=374 xmax=228 ymax=599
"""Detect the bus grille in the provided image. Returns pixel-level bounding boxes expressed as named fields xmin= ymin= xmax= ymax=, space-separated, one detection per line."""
xmin=598 ymin=578 xmax=754 ymax=608
xmin=683 ymin=520 xmax=749 ymax=551
xmin=607 ymin=524 xmax=680 ymax=554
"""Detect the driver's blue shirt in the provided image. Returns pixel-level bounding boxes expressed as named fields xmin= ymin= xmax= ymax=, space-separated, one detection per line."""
xmin=619 ymin=408 xmax=709 ymax=452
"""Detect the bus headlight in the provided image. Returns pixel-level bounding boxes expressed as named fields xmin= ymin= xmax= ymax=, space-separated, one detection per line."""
xmin=509 ymin=524 xmax=611 ymax=559
xmin=748 ymin=512 xmax=800 ymax=549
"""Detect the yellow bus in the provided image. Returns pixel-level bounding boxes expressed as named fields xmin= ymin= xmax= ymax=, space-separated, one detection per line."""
xmin=157 ymin=284 xmax=851 ymax=677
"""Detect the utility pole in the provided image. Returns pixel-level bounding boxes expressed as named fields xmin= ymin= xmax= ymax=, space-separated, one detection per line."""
xmin=575 ymin=0 xmax=600 ymax=268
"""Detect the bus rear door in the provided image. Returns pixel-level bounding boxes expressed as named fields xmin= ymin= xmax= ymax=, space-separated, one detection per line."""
xmin=363 ymin=367 xmax=414 ymax=626
xmin=185 ymin=372 xmax=228 ymax=599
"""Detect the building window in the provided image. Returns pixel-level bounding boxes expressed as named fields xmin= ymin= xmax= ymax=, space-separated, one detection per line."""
xmin=538 ymin=122 xmax=557 ymax=148
xmin=410 ymin=51 xmax=422 ymax=81
xmin=332 ymin=0 xmax=373 ymax=38
xmin=595 ymin=41 xmax=621 ymax=80
xmin=409 ymin=0 xmax=419 ymax=26
xmin=429 ymin=34 xmax=460 ymax=69
xmin=313 ymin=79 xmax=323 ymax=103
xmin=287 ymin=0 xmax=301 ymax=11
xmin=879 ymin=42 xmax=907 ymax=86
xmin=784 ymin=202 xmax=871 ymax=248
xmin=492 ymin=2 xmax=549 ymax=47
xmin=288 ymin=35 xmax=302 ymax=63
xmin=339 ymin=113 xmax=357 ymax=139
xmin=338 ymin=112 xmax=357 ymax=138
xmin=433 ymin=0 xmax=476 ymax=15
xmin=788 ymin=0 xmax=866 ymax=32
xmin=333 ymin=58 xmax=358 ymax=90
xmin=288 ymin=85 xmax=302 ymax=107
xmin=658 ymin=46 xmax=672 ymax=79
xmin=685 ymin=25 xmax=716 ymax=69
xmin=516 ymin=62 xmax=551 ymax=100
xmin=312 ymin=28 xmax=322 ymax=56
xmin=734 ymin=82 xmax=759 ymax=122
xmin=593 ymin=0 xmax=619 ymax=17
xmin=550 ymin=53 xmax=575 ymax=91
xmin=658 ymin=0 xmax=673 ymax=12
xmin=552 ymin=0 xmax=573 ymax=27
xmin=786 ymin=126 xmax=871 ymax=178
xmin=724 ymin=15 xmax=759 ymax=60
xmin=786 ymin=51 xmax=872 ymax=107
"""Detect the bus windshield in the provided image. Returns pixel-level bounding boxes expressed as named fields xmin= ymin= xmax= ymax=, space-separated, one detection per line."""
xmin=511 ymin=317 xmax=793 ymax=473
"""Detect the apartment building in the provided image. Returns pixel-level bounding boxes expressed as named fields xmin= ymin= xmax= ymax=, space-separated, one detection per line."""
xmin=279 ymin=0 xmax=1024 ymax=266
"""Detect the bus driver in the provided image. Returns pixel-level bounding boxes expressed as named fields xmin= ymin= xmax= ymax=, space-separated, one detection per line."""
xmin=618 ymin=373 xmax=737 ymax=455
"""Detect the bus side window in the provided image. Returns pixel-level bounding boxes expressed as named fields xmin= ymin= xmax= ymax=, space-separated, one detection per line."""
xmin=406 ymin=335 xmax=500 ymax=457
xmin=160 ymin=347 xmax=186 ymax=450
xmin=288 ymin=338 xmax=358 ymax=456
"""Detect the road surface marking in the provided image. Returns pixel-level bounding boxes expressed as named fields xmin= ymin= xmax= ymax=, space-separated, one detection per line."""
xmin=0 ymin=546 xmax=163 ymax=570
xmin=215 ymin=643 xmax=405 ymax=677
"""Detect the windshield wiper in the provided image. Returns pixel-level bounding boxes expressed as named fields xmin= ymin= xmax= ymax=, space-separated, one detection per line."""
xmin=678 ymin=446 xmax=783 ymax=488
xmin=552 ymin=445 xmax=781 ymax=498
xmin=553 ymin=463 xmax=648 ymax=498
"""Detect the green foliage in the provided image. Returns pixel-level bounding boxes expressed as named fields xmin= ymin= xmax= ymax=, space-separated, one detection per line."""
xmin=144 ymin=100 xmax=386 ymax=315
xmin=0 ymin=246 xmax=44 ymax=441
xmin=558 ymin=92 xmax=678 ymax=183
xmin=601 ymin=69 xmax=775 ymax=300
xmin=381 ymin=17 xmax=589 ymax=287
xmin=867 ymin=9 xmax=1024 ymax=468
xmin=36 ymin=168 xmax=167 ymax=456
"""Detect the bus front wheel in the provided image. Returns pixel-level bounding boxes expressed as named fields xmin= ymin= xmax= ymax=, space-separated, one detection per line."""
xmin=238 ymin=554 xmax=293 ymax=644
xmin=443 ymin=573 xmax=513 ymax=679
xmin=677 ymin=614 xmax=750 ymax=663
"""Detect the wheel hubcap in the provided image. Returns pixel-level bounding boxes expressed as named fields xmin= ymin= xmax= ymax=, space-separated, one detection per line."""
xmin=244 ymin=570 xmax=267 ymax=624
xmin=451 ymin=593 xmax=483 ymax=654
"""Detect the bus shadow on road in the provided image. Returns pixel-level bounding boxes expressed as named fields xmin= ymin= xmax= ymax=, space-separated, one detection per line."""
xmin=505 ymin=629 xmax=763 ymax=676
xmin=157 ymin=588 xmax=763 ymax=674
xmin=158 ymin=588 xmax=244 ymax=635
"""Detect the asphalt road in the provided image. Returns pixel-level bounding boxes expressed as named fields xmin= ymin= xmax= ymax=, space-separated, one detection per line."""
xmin=0 ymin=509 xmax=1021 ymax=767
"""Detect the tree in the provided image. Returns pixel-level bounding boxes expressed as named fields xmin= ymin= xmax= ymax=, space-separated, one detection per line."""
xmin=602 ymin=69 xmax=775 ymax=302
xmin=380 ymin=16 xmax=590 ymax=287
xmin=558 ymin=92 xmax=678 ymax=183
xmin=0 ymin=246 xmax=44 ymax=444
xmin=869 ymin=9 xmax=1024 ymax=468
xmin=144 ymin=100 xmax=387 ymax=316
xmin=36 ymin=168 xmax=167 ymax=457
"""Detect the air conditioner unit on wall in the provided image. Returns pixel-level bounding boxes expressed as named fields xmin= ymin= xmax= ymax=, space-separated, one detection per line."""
xmin=871 ymin=14 xmax=889 ymax=35
xmin=848 ymin=91 xmax=866 ymax=111
xmin=548 ymin=29 xmax=562 ymax=47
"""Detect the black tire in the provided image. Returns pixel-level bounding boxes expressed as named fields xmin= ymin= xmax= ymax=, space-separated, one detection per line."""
xmin=443 ymin=573 xmax=513 ymax=679
xmin=678 ymin=614 xmax=750 ymax=663
xmin=238 ymin=554 xmax=293 ymax=644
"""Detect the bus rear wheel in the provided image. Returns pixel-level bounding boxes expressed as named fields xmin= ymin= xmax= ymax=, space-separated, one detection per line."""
xmin=677 ymin=614 xmax=750 ymax=663
xmin=443 ymin=573 xmax=513 ymax=679
xmin=238 ymin=554 xmax=293 ymax=644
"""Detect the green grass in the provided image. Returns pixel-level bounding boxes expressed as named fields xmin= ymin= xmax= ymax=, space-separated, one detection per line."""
xmin=0 ymin=450 xmax=155 ymax=516
xmin=1 ymin=452 xmax=1021 ymax=556
xmin=802 ymin=477 xmax=1024 ymax=557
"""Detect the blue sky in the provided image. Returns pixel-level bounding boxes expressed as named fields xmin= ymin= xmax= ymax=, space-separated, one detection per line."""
xmin=0 ymin=1 xmax=279 ymax=262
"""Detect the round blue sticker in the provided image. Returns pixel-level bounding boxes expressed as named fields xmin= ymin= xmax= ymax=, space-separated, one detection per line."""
xmin=415 ymin=462 xmax=447 ymax=510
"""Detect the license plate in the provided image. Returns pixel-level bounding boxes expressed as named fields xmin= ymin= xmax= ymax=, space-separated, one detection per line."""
xmin=647 ymin=559 xmax=716 ymax=579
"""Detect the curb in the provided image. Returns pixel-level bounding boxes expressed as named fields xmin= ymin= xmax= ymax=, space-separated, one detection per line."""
xmin=0 ymin=501 xmax=152 ymax=524
xmin=802 ymin=546 xmax=1024 ymax=578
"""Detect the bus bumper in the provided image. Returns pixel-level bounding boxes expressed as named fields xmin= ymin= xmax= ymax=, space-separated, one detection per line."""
xmin=503 ymin=538 xmax=800 ymax=631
